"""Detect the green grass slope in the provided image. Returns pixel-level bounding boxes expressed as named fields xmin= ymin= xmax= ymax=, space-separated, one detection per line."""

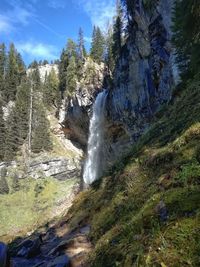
xmin=0 ymin=177 xmax=78 ymax=243
xmin=68 ymin=77 xmax=200 ymax=267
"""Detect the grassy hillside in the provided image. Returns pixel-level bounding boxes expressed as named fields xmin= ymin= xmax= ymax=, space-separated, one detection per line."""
xmin=67 ymin=76 xmax=200 ymax=267
xmin=0 ymin=177 xmax=78 ymax=243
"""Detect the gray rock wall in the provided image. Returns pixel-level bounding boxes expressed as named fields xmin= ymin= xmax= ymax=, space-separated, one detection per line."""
xmin=103 ymin=0 xmax=174 ymax=168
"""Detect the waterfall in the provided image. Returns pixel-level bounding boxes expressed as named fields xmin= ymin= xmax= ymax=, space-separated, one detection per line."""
xmin=83 ymin=91 xmax=107 ymax=185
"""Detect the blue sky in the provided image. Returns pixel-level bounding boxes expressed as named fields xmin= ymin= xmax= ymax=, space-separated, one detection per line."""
xmin=0 ymin=0 xmax=116 ymax=65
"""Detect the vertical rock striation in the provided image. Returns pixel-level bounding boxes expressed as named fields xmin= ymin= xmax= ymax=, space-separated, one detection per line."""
xmin=104 ymin=0 xmax=174 ymax=168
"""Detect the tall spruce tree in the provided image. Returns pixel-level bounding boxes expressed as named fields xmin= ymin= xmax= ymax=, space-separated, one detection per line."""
xmin=4 ymin=108 xmax=20 ymax=161
xmin=78 ymin=27 xmax=87 ymax=60
xmin=5 ymin=43 xmax=19 ymax=102
xmin=77 ymin=28 xmax=87 ymax=79
xmin=31 ymin=102 xmax=52 ymax=153
xmin=0 ymin=43 xmax=6 ymax=102
xmin=15 ymin=77 xmax=31 ymax=144
xmin=43 ymin=68 xmax=60 ymax=107
xmin=16 ymin=53 xmax=26 ymax=85
xmin=105 ymin=24 xmax=115 ymax=72
xmin=90 ymin=26 xmax=105 ymax=64
xmin=66 ymin=39 xmax=77 ymax=59
xmin=172 ymin=0 xmax=200 ymax=77
xmin=66 ymin=56 xmax=77 ymax=96
xmin=59 ymin=48 xmax=68 ymax=97
xmin=0 ymin=100 xmax=5 ymax=161
xmin=112 ymin=0 xmax=123 ymax=62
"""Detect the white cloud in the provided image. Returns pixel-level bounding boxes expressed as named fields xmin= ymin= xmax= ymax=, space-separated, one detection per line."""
xmin=0 ymin=2 xmax=34 ymax=34
xmin=75 ymin=0 xmax=116 ymax=29
xmin=8 ymin=6 xmax=33 ymax=25
xmin=0 ymin=15 xmax=13 ymax=34
xmin=16 ymin=41 xmax=59 ymax=61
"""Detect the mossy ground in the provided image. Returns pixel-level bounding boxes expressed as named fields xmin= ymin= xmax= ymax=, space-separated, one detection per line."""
xmin=0 ymin=177 xmax=78 ymax=243
xmin=68 ymin=78 xmax=200 ymax=266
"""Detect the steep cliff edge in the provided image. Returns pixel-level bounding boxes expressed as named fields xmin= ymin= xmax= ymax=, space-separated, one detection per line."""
xmin=60 ymin=0 xmax=174 ymax=171
xmin=104 ymin=0 xmax=174 ymax=168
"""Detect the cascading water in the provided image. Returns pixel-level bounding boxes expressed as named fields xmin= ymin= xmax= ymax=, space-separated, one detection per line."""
xmin=83 ymin=90 xmax=107 ymax=185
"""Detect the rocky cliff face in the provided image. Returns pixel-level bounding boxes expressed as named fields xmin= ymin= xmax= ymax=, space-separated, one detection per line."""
xmin=103 ymin=0 xmax=175 ymax=168
xmin=60 ymin=0 xmax=174 ymax=171
xmin=60 ymin=59 xmax=105 ymax=147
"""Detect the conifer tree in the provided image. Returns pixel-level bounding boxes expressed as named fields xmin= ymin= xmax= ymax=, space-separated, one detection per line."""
xmin=172 ymin=0 xmax=200 ymax=77
xmin=0 ymin=43 xmax=6 ymax=101
xmin=31 ymin=102 xmax=52 ymax=153
xmin=16 ymin=52 xmax=26 ymax=84
xmin=43 ymin=68 xmax=60 ymax=107
xmin=15 ymin=77 xmax=31 ymax=144
xmin=78 ymin=27 xmax=87 ymax=60
xmin=66 ymin=56 xmax=77 ymax=96
xmin=90 ymin=26 xmax=105 ymax=64
xmin=5 ymin=43 xmax=19 ymax=102
xmin=105 ymin=24 xmax=115 ymax=72
xmin=112 ymin=0 xmax=123 ymax=62
xmin=59 ymin=48 xmax=68 ymax=97
xmin=4 ymin=108 xmax=20 ymax=161
xmin=66 ymin=39 xmax=77 ymax=59
xmin=0 ymin=168 xmax=9 ymax=194
xmin=0 ymin=100 xmax=5 ymax=161
xmin=30 ymin=63 xmax=41 ymax=92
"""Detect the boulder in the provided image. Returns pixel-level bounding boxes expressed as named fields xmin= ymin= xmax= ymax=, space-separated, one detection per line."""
xmin=47 ymin=255 xmax=70 ymax=267
xmin=0 ymin=242 xmax=9 ymax=267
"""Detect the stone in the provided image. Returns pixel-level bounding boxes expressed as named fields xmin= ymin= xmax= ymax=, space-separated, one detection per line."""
xmin=60 ymin=58 xmax=105 ymax=147
xmin=155 ymin=200 xmax=168 ymax=222
xmin=16 ymin=236 xmax=42 ymax=258
xmin=0 ymin=242 xmax=9 ymax=267
xmin=47 ymin=255 xmax=70 ymax=267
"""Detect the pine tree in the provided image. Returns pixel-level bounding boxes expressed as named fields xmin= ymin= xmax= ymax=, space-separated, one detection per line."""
xmin=59 ymin=48 xmax=68 ymax=97
xmin=11 ymin=173 xmax=20 ymax=192
xmin=0 ymin=100 xmax=5 ymax=161
xmin=105 ymin=24 xmax=115 ymax=72
xmin=66 ymin=56 xmax=77 ymax=96
xmin=16 ymin=52 xmax=26 ymax=85
xmin=5 ymin=43 xmax=19 ymax=102
xmin=30 ymin=64 xmax=41 ymax=92
xmin=0 ymin=43 xmax=7 ymax=102
xmin=112 ymin=0 xmax=123 ymax=62
xmin=90 ymin=26 xmax=105 ymax=64
xmin=43 ymin=68 xmax=60 ymax=107
xmin=4 ymin=108 xmax=20 ymax=161
xmin=77 ymin=28 xmax=87 ymax=79
xmin=15 ymin=77 xmax=31 ymax=144
xmin=31 ymin=103 xmax=52 ymax=153
xmin=66 ymin=39 xmax=77 ymax=59
xmin=0 ymin=168 xmax=9 ymax=195
xmin=78 ymin=27 xmax=87 ymax=60
xmin=172 ymin=0 xmax=200 ymax=77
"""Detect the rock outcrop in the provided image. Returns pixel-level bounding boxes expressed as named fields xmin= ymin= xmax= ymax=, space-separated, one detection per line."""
xmin=27 ymin=64 xmax=59 ymax=82
xmin=59 ymin=0 xmax=175 ymax=172
xmin=59 ymin=59 xmax=105 ymax=147
xmin=103 ymin=0 xmax=175 ymax=168
xmin=0 ymin=155 xmax=81 ymax=181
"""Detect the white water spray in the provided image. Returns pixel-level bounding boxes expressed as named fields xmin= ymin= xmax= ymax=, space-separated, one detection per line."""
xmin=83 ymin=91 xmax=107 ymax=185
